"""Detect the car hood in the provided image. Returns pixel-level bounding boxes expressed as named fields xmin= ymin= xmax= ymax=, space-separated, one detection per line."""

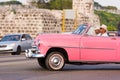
xmin=34 ymin=32 xmax=81 ymax=47
xmin=0 ymin=41 xmax=18 ymax=45
xmin=35 ymin=33 xmax=72 ymax=40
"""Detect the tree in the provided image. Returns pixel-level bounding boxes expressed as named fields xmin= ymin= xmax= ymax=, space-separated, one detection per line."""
xmin=95 ymin=10 xmax=120 ymax=31
xmin=104 ymin=6 xmax=117 ymax=10
xmin=30 ymin=0 xmax=72 ymax=10
xmin=94 ymin=2 xmax=102 ymax=8
xmin=0 ymin=1 xmax=22 ymax=5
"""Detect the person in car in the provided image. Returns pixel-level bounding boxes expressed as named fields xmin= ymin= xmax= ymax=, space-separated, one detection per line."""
xmin=94 ymin=27 xmax=100 ymax=35
xmin=97 ymin=24 xmax=108 ymax=37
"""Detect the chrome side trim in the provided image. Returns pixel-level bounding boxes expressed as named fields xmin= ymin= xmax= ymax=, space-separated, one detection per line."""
xmin=81 ymin=47 xmax=116 ymax=50
xmin=48 ymin=46 xmax=80 ymax=48
xmin=49 ymin=46 xmax=115 ymax=50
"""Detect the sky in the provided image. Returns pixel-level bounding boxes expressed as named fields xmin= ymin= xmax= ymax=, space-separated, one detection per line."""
xmin=94 ymin=0 xmax=120 ymax=9
xmin=0 ymin=0 xmax=120 ymax=9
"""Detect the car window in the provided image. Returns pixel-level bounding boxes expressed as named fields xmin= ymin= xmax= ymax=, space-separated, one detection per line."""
xmin=86 ymin=27 xmax=96 ymax=36
xmin=1 ymin=35 xmax=20 ymax=41
xmin=72 ymin=25 xmax=87 ymax=34
xmin=25 ymin=34 xmax=32 ymax=40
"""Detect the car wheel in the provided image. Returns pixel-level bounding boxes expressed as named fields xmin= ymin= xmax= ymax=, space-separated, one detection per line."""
xmin=45 ymin=51 xmax=65 ymax=71
xmin=11 ymin=46 xmax=21 ymax=55
xmin=16 ymin=46 xmax=21 ymax=55
xmin=37 ymin=58 xmax=47 ymax=69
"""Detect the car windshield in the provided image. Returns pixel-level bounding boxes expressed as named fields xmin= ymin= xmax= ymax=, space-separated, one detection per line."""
xmin=1 ymin=35 xmax=21 ymax=41
xmin=72 ymin=24 xmax=87 ymax=34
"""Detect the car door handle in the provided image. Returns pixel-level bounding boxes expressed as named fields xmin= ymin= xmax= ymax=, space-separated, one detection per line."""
xmin=111 ymin=38 xmax=116 ymax=40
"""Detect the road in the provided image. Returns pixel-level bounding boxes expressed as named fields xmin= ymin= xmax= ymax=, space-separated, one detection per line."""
xmin=0 ymin=54 xmax=120 ymax=80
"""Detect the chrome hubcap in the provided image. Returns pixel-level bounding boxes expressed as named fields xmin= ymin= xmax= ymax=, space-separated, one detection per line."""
xmin=51 ymin=57 xmax=61 ymax=67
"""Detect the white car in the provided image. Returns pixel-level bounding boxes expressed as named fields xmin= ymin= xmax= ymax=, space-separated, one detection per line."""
xmin=0 ymin=34 xmax=33 ymax=55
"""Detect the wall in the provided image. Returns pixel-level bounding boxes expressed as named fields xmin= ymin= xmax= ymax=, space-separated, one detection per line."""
xmin=0 ymin=0 xmax=100 ymax=39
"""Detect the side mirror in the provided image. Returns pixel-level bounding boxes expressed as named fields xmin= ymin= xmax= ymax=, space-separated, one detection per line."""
xmin=21 ymin=38 xmax=26 ymax=41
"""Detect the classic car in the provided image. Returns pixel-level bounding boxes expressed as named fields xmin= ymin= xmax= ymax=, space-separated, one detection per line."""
xmin=25 ymin=24 xmax=119 ymax=71
xmin=0 ymin=34 xmax=33 ymax=55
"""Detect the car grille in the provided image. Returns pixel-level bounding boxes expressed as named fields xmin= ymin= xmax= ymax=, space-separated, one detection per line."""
xmin=0 ymin=45 xmax=7 ymax=48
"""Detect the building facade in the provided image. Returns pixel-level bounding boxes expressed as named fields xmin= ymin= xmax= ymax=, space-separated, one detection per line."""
xmin=0 ymin=0 xmax=100 ymax=38
xmin=73 ymin=0 xmax=100 ymax=27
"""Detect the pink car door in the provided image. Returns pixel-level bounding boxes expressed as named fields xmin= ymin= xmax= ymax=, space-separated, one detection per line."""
xmin=80 ymin=36 xmax=118 ymax=61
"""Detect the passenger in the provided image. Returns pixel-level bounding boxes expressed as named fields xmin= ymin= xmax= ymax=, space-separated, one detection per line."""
xmin=94 ymin=27 xmax=100 ymax=35
xmin=97 ymin=24 xmax=108 ymax=37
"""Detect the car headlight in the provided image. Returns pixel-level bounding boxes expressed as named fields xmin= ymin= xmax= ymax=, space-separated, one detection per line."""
xmin=8 ymin=43 xmax=16 ymax=47
xmin=33 ymin=40 xmax=40 ymax=46
xmin=31 ymin=42 xmax=36 ymax=46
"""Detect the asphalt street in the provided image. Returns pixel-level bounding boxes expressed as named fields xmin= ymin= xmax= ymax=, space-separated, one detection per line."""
xmin=0 ymin=53 xmax=120 ymax=80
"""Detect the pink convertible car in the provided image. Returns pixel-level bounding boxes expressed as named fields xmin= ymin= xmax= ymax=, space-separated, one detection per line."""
xmin=25 ymin=24 xmax=119 ymax=71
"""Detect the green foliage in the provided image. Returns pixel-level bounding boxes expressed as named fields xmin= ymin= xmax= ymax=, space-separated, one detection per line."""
xmin=95 ymin=10 xmax=120 ymax=31
xmin=0 ymin=1 xmax=22 ymax=5
xmin=104 ymin=6 xmax=117 ymax=10
xmin=31 ymin=0 xmax=72 ymax=10
xmin=49 ymin=0 xmax=72 ymax=10
xmin=94 ymin=2 xmax=102 ymax=7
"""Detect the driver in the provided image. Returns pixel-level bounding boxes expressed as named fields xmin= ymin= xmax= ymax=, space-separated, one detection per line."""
xmin=97 ymin=24 xmax=108 ymax=37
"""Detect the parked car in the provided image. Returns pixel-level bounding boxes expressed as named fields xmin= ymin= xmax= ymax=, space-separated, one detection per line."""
xmin=25 ymin=24 xmax=120 ymax=71
xmin=0 ymin=34 xmax=33 ymax=55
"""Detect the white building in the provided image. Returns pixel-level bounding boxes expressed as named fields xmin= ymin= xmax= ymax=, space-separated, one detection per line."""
xmin=73 ymin=0 xmax=100 ymax=27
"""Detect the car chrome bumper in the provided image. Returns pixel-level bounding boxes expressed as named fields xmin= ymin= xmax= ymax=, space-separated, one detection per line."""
xmin=25 ymin=47 xmax=45 ymax=58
